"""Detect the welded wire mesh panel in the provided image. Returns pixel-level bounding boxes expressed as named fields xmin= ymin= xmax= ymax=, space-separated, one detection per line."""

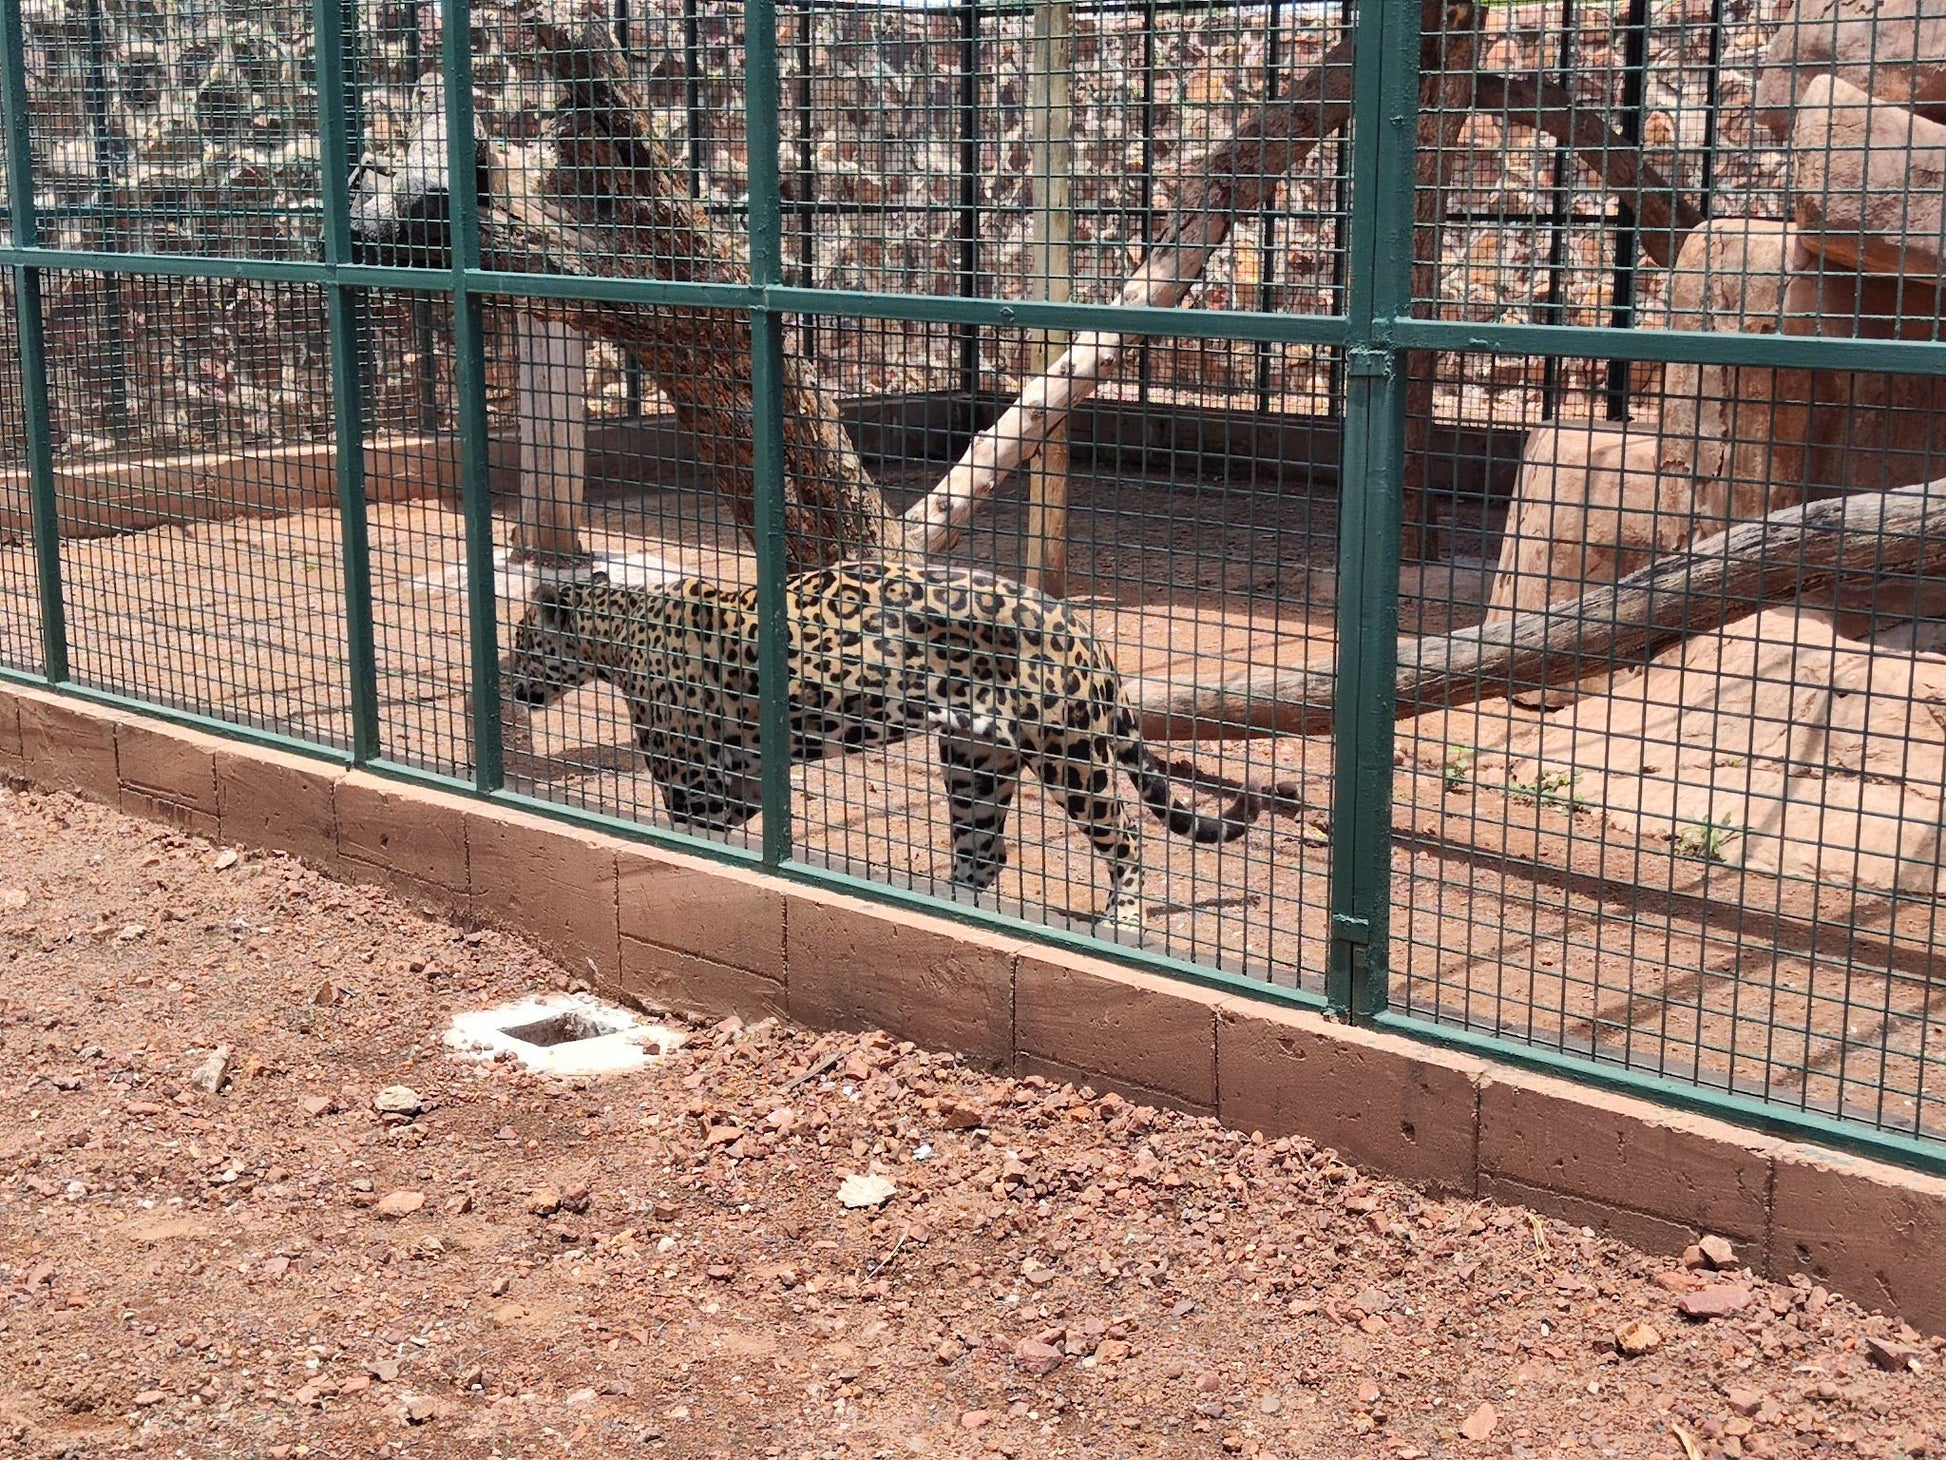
xmin=1391 ymin=349 xmax=1946 ymax=1143
xmin=0 ymin=85 xmax=12 ymax=243
xmin=775 ymin=0 xmax=1353 ymax=397
xmin=19 ymin=0 xmax=324 ymax=262
xmin=494 ymin=297 xmax=1332 ymax=981
xmin=1411 ymin=0 xmax=1787 ymax=328
xmin=0 ymin=281 xmax=41 ymax=673
xmin=805 ymin=316 xmax=1333 ymax=978
xmin=11 ymin=0 xmax=1946 ymax=1168
xmin=356 ymin=288 xmax=493 ymax=778
xmin=37 ymin=271 xmax=352 ymax=741
xmin=494 ymin=298 xmax=769 ymax=820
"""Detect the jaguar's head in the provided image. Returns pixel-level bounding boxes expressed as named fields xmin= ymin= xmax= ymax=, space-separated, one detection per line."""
xmin=505 ymin=576 xmax=611 ymax=709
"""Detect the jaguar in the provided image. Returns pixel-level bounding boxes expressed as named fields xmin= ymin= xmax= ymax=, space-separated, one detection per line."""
xmin=505 ymin=560 xmax=1260 ymax=925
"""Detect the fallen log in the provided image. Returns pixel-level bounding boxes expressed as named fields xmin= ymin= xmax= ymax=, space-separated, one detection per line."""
xmin=1130 ymin=476 xmax=1946 ymax=742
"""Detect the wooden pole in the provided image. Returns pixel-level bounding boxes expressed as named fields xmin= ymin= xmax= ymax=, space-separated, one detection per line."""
xmin=1024 ymin=0 xmax=1073 ymax=598
xmin=510 ymin=310 xmax=591 ymax=568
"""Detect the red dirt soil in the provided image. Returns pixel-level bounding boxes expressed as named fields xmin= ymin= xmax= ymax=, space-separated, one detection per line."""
xmin=1 ymin=780 xmax=1942 ymax=1460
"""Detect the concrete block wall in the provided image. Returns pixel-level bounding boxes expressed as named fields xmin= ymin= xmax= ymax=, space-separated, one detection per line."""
xmin=2 ymin=677 xmax=1942 ymax=1333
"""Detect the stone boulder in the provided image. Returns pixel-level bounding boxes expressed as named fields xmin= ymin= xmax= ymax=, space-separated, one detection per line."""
xmin=1453 ymin=608 xmax=1946 ymax=897
xmin=1658 ymin=216 xmax=1812 ymax=511
xmin=1484 ymin=425 xmax=1686 ymax=707
xmin=1791 ymin=74 xmax=1946 ymax=281
xmin=1757 ymin=0 xmax=1946 ymax=140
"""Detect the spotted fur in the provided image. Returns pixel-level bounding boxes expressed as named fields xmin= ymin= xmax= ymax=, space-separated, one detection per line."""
xmin=506 ymin=561 xmax=1258 ymax=924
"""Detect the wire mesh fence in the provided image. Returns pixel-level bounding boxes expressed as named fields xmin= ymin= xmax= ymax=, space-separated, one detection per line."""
xmin=4 ymin=0 xmax=1946 ymax=1166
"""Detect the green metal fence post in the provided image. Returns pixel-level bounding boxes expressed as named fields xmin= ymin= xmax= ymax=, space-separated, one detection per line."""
xmin=0 ymin=0 xmax=68 ymax=683
xmin=1326 ymin=0 xmax=1419 ymax=1019
xmin=316 ymin=0 xmax=380 ymax=762
xmin=441 ymin=0 xmax=504 ymax=792
xmin=744 ymin=0 xmax=794 ymax=870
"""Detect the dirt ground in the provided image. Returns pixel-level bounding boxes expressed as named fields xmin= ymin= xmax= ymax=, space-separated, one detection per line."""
xmin=2 ymin=780 xmax=1943 ymax=1460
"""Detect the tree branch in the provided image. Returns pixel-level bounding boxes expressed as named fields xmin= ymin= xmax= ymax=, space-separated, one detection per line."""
xmin=1470 ymin=72 xmax=1703 ymax=269
xmin=1131 ymin=477 xmax=1946 ymax=741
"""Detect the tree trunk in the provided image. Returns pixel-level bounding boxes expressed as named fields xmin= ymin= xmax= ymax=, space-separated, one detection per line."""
xmin=476 ymin=27 xmax=894 ymax=571
xmin=511 ymin=311 xmax=593 ymax=568
xmin=1131 ymin=476 xmax=1946 ymax=741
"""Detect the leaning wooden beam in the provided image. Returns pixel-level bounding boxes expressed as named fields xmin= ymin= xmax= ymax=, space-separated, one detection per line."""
xmin=898 ymin=2 xmax=1699 ymax=562
xmin=898 ymin=25 xmax=1358 ymax=562
xmin=1132 ymin=476 xmax=1946 ymax=742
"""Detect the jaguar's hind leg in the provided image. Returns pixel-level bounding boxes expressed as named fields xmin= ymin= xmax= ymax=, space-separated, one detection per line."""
xmin=1029 ymin=734 xmax=1146 ymax=926
xmin=656 ymin=771 xmax=760 ymax=831
xmin=937 ymin=730 xmax=1021 ymax=893
xmin=650 ymin=736 xmax=761 ymax=832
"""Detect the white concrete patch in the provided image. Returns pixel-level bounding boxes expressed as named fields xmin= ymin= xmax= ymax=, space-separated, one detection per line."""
xmin=444 ymin=991 xmax=684 ymax=1077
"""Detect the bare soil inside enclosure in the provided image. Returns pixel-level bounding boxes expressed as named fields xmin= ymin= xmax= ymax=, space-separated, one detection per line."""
xmin=1 ymin=461 xmax=1942 ymax=1145
xmin=1 ymin=781 xmax=1942 ymax=1460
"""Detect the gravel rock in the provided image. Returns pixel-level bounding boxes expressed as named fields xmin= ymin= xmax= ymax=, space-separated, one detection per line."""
xmin=1615 ymin=1319 xmax=1663 ymax=1357
xmin=1697 ymin=1234 xmax=1740 ymax=1270
xmin=1459 ymin=1401 xmax=1498 ymax=1440
xmin=1679 ymin=1284 xmax=1754 ymax=1320
xmin=373 ymin=1085 xmax=423 ymax=1116
xmin=1014 ymin=1338 xmax=1064 ymax=1376
xmin=189 ymin=1045 xmax=232 ymax=1094
xmin=5 ymin=787 xmax=1945 ymax=1460
xmin=1867 ymin=1336 xmax=1926 ymax=1373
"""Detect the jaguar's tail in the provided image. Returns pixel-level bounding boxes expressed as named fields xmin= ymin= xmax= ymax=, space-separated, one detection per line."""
xmin=1113 ymin=708 xmax=1260 ymax=844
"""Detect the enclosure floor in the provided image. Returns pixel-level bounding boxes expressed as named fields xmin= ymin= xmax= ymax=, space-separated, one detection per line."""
xmin=1 ymin=466 xmax=1939 ymax=1142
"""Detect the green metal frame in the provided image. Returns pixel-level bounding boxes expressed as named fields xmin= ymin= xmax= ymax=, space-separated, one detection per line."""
xmin=1 ymin=0 xmax=68 ymax=683
xmin=6 ymin=1 xmax=1944 ymax=1177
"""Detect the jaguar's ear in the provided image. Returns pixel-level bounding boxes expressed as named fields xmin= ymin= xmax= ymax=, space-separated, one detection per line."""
xmin=587 ymin=569 xmax=611 ymax=587
xmin=526 ymin=581 xmax=573 ymax=630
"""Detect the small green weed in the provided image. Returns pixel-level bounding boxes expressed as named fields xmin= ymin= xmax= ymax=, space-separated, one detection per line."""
xmin=1674 ymin=816 xmax=1740 ymax=864
xmin=1505 ymin=768 xmax=1589 ymax=814
xmin=1442 ymin=744 xmax=1475 ymax=793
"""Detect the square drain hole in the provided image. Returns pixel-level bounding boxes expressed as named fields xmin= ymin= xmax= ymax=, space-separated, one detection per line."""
xmin=446 ymin=994 xmax=684 ymax=1077
xmin=502 ymin=1012 xmax=614 ymax=1048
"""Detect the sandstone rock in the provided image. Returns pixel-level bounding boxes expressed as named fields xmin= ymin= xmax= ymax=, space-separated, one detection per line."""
xmin=375 ymin=1190 xmax=425 ymax=1219
xmin=373 ymin=1085 xmax=423 ymax=1117
xmin=1679 ymin=1284 xmax=1754 ymax=1320
xmin=1459 ymin=1401 xmax=1498 ymax=1441
xmin=1698 ymin=1234 xmax=1740 ymax=1271
xmin=1484 ymin=425 xmax=1687 ymax=707
xmin=1793 ymin=75 xmax=1946 ymax=282
xmin=1014 ymin=1338 xmax=1064 ymax=1376
xmin=1615 ymin=1320 xmax=1663 ymax=1357
xmin=1758 ymin=0 xmax=1946 ymax=140
xmin=1866 ymin=1335 xmax=1926 ymax=1371
xmin=1658 ymin=216 xmax=1811 ymax=511
xmin=1779 ymin=244 xmax=1946 ymax=497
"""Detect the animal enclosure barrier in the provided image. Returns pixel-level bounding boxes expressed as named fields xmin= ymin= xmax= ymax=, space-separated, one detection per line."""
xmin=2 ymin=0 xmax=1945 ymax=1171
